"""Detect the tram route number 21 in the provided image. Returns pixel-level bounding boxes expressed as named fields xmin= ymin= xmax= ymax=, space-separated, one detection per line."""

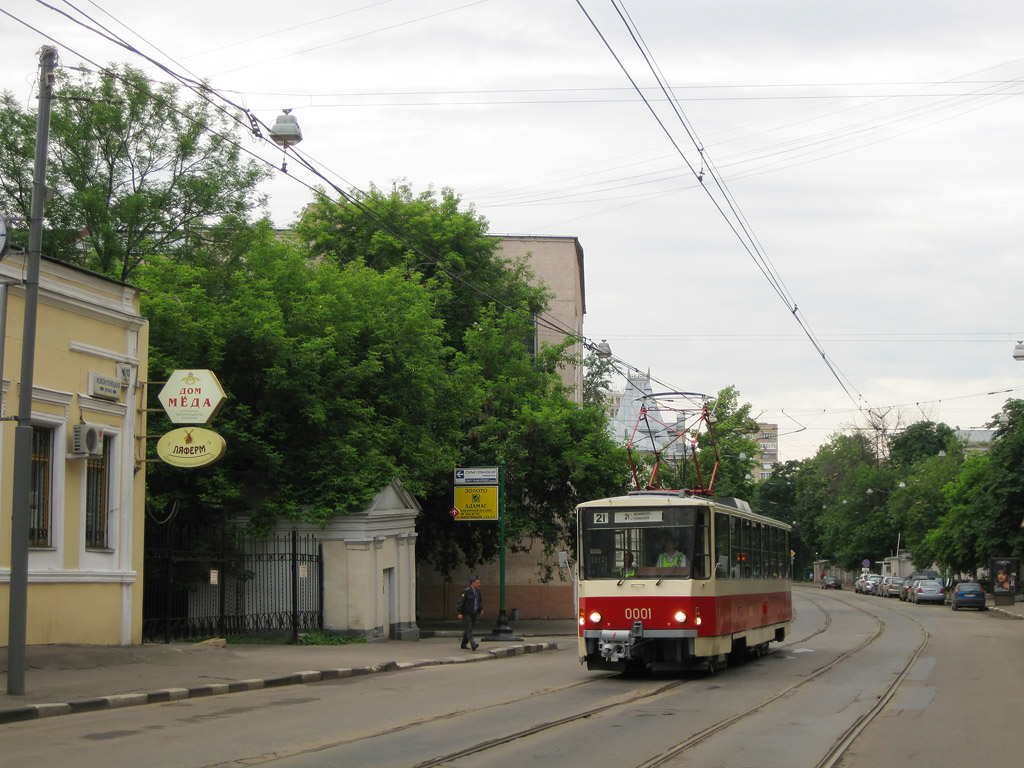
xmin=624 ymin=607 xmax=652 ymax=620
xmin=593 ymin=512 xmax=609 ymax=524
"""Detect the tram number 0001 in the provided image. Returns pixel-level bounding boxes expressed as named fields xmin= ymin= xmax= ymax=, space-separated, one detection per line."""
xmin=624 ymin=608 xmax=652 ymax=620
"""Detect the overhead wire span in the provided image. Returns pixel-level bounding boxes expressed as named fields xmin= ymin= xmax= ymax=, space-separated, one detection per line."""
xmin=19 ymin=0 xmax=599 ymax=355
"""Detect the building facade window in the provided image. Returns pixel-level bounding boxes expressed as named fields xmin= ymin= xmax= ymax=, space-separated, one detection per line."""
xmin=85 ymin=435 xmax=113 ymax=549
xmin=29 ymin=426 xmax=53 ymax=547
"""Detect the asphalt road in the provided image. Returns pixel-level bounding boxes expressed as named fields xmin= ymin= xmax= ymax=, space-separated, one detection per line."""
xmin=1 ymin=590 xmax=1020 ymax=768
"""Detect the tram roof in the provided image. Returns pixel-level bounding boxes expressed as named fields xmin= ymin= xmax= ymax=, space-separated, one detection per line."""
xmin=576 ymin=492 xmax=791 ymax=529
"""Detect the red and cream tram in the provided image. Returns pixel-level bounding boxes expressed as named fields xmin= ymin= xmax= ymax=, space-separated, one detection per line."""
xmin=576 ymin=491 xmax=792 ymax=673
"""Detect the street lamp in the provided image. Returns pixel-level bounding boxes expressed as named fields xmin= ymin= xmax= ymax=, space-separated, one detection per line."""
xmin=592 ymin=340 xmax=612 ymax=359
xmin=269 ymin=109 xmax=302 ymax=171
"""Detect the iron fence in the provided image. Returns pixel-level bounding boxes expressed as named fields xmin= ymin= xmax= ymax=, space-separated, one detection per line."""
xmin=143 ymin=523 xmax=322 ymax=643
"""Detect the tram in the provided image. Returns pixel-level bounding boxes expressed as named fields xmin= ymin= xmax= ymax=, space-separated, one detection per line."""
xmin=576 ymin=395 xmax=792 ymax=673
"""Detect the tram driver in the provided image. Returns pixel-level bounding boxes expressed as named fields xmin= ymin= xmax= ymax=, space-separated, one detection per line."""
xmin=619 ymin=553 xmax=636 ymax=579
xmin=656 ymin=536 xmax=689 ymax=574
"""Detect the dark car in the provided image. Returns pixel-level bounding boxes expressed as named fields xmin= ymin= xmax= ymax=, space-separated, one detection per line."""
xmin=821 ymin=576 xmax=842 ymax=590
xmin=950 ymin=582 xmax=987 ymax=611
xmin=900 ymin=579 xmax=918 ymax=601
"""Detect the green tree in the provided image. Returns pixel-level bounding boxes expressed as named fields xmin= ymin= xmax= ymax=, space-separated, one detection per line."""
xmin=979 ymin=400 xmax=1024 ymax=561
xmin=296 ymin=183 xmax=543 ymax=350
xmin=889 ymin=421 xmax=957 ymax=468
xmin=415 ymin=306 xmax=630 ymax=575
xmin=0 ymin=65 xmax=269 ymax=280
xmin=582 ymin=348 xmax=617 ymax=410
xmin=139 ymin=224 xmax=474 ymax=525
xmin=696 ymin=386 xmax=759 ymax=499
xmin=916 ymin=452 xmax=990 ymax=575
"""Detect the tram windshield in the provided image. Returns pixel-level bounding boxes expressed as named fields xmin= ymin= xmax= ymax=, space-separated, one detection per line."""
xmin=579 ymin=506 xmax=708 ymax=580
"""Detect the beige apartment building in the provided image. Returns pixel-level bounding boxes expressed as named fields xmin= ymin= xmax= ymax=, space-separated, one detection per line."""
xmin=0 ymin=252 xmax=147 ymax=646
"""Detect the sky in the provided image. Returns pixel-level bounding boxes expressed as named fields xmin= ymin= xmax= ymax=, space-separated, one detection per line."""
xmin=3 ymin=0 xmax=1024 ymax=461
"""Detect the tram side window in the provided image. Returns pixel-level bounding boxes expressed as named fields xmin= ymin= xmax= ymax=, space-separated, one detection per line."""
xmin=752 ymin=522 xmax=763 ymax=578
xmin=693 ymin=511 xmax=708 ymax=579
xmin=714 ymin=512 xmax=730 ymax=579
xmin=784 ymin=531 xmax=791 ymax=578
xmin=741 ymin=518 xmax=752 ymax=577
xmin=731 ymin=515 xmax=743 ymax=577
xmin=770 ymin=528 xmax=778 ymax=577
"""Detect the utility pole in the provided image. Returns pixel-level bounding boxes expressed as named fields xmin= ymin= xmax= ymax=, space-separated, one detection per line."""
xmin=7 ymin=45 xmax=57 ymax=696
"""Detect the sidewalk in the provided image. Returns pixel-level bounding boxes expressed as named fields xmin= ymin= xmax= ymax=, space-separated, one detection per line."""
xmin=0 ymin=619 xmax=577 ymax=725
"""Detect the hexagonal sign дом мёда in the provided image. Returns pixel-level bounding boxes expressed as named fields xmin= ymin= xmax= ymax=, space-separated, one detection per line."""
xmin=157 ymin=369 xmax=227 ymax=425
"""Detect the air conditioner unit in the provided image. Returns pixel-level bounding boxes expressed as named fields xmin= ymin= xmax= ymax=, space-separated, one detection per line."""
xmin=72 ymin=424 xmax=104 ymax=457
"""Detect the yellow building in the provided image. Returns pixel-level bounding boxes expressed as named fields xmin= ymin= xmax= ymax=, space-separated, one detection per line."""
xmin=0 ymin=252 xmax=147 ymax=646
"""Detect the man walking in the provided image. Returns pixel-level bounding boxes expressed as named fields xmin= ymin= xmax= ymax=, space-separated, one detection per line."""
xmin=457 ymin=575 xmax=484 ymax=650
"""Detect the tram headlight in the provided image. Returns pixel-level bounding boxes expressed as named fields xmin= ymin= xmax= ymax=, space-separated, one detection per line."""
xmin=673 ymin=610 xmax=687 ymax=624
xmin=588 ymin=611 xmax=603 ymax=624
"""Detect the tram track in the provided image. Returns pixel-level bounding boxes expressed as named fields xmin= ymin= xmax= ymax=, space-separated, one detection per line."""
xmin=216 ymin=590 xmax=930 ymax=768
xmin=416 ymin=589 xmax=928 ymax=768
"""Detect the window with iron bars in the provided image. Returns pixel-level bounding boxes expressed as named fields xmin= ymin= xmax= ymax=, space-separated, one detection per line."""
xmin=29 ymin=427 xmax=53 ymax=547
xmin=85 ymin=436 xmax=113 ymax=549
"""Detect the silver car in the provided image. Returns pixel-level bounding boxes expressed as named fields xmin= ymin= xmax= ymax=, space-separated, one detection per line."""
xmin=883 ymin=576 xmax=905 ymax=598
xmin=910 ymin=579 xmax=945 ymax=604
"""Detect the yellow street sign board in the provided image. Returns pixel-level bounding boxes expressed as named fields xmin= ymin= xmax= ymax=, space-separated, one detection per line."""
xmin=452 ymin=486 xmax=499 ymax=521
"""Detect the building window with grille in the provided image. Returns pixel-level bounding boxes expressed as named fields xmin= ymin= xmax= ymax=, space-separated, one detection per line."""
xmin=85 ymin=435 xmax=113 ymax=549
xmin=29 ymin=426 xmax=53 ymax=547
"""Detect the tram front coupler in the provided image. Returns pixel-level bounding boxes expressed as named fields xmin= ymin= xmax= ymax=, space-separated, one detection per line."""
xmin=598 ymin=621 xmax=644 ymax=662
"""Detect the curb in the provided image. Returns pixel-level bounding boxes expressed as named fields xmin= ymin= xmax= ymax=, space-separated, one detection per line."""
xmin=989 ymin=606 xmax=1024 ymax=620
xmin=0 ymin=641 xmax=557 ymax=725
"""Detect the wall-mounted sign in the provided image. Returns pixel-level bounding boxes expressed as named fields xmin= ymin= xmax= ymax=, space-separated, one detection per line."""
xmin=156 ymin=427 xmax=227 ymax=468
xmin=89 ymin=371 xmax=122 ymax=400
xmin=157 ymin=369 xmax=227 ymax=424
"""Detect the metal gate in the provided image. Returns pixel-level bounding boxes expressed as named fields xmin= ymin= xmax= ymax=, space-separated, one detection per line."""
xmin=143 ymin=523 xmax=322 ymax=643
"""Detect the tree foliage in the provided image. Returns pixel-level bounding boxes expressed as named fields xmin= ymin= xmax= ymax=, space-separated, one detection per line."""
xmin=0 ymin=65 xmax=269 ymax=280
xmin=140 ymin=223 xmax=473 ymax=525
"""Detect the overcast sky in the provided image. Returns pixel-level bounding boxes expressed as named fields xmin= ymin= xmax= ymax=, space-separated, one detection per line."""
xmin=3 ymin=0 xmax=1024 ymax=461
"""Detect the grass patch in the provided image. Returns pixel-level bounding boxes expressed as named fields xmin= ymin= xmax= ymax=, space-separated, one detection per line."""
xmin=297 ymin=629 xmax=368 ymax=646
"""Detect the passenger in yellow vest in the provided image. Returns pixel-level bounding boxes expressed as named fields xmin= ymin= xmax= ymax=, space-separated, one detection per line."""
xmin=657 ymin=539 xmax=687 ymax=570
xmin=619 ymin=553 xmax=636 ymax=579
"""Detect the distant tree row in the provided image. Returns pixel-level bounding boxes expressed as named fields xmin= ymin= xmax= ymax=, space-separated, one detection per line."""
xmin=753 ymin=412 xmax=1024 ymax=580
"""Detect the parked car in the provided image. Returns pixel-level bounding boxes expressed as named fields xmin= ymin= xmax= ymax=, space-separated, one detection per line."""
xmin=900 ymin=579 xmax=919 ymax=601
xmin=862 ymin=575 xmax=883 ymax=595
xmin=950 ymin=582 xmax=987 ymax=611
xmin=911 ymin=579 xmax=945 ymax=604
xmin=883 ymin=576 xmax=905 ymax=598
xmin=821 ymin=576 xmax=842 ymax=590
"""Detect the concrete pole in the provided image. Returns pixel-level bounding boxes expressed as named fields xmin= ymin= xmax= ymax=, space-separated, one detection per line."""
xmin=7 ymin=45 xmax=57 ymax=696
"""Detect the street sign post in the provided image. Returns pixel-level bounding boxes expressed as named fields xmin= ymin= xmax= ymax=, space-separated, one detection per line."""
xmin=452 ymin=465 xmax=518 ymax=640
